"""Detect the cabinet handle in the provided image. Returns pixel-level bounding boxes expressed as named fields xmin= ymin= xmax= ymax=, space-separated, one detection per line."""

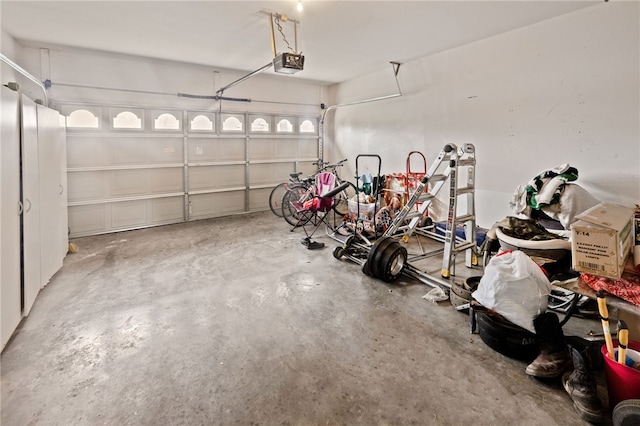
xmin=18 ymin=201 xmax=23 ymax=215
xmin=25 ymin=198 xmax=32 ymax=213
xmin=59 ymin=184 xmax=64 ymax=195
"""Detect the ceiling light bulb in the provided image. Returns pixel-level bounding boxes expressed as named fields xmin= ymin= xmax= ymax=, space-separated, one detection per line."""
xmin=297 ymin=1 xmax=303 ymax=12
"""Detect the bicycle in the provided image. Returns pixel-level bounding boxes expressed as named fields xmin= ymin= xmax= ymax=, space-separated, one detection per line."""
xmin=281 ymin=159 xmax=356 ymax=227
xmin=268 ymin=172 xmax=305 ymax=217
xmin=268 ymin=160 xmax=328 ymax=217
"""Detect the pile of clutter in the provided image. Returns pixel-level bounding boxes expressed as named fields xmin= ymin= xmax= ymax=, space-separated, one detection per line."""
xmin=455 ymin=164 xmax=640 ymax=424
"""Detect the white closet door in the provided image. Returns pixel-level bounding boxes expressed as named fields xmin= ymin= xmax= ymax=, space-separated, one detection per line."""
xmin=21 ymin=95 xmax=42 ymax=316
xmin=37 ymin=104 xmax=68 ymax=285
xmin=1 ymin=87 xmax=22 ymax=350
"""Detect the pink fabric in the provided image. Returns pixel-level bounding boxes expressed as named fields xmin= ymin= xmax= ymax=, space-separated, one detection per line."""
xmin=314 ymin=172 xmax=336 ymax=211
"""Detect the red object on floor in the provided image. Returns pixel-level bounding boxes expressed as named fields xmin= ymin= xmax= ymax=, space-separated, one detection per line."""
xmin=601 ymin=340 xmax=640 ymax=409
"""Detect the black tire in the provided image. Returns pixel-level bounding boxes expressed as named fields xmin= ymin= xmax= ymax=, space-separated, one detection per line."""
xmin=332 ymin=181 xmax=357 ymax=217
xmin=613 ymin=399 xmax=640 ymax=426
xmin=377 ymin=242 xmax=407 ymax=282
xmin=366 ymin=237 xmax=396 ymax=279
xmin=475 ymin=311 xmax=538 ymax=361
xmin=333 ymin=246 xmax=344 ymax=259
xmin=282 ymin=185 xmax=313 ymax=227
xmin=268 ymin=182 xmax=288 ymax=217
xmin=362 ymin=260 xmax=371 ymax=276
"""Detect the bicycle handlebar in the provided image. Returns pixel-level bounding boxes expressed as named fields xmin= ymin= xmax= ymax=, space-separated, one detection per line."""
xmin=317 ymin=158 xmax=348 ymax=171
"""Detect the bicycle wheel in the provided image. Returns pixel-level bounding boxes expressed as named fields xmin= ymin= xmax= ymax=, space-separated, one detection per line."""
xmin=332 ymin=181 xmax=357 ymax=216
xmin=282 ymin=185 xmax=314 ymax=227
xmin=268 ymin=182 xmax=289 ymax=217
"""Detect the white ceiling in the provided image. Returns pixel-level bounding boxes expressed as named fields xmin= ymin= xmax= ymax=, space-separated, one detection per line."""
xmin=2 ymin=1 xmax=600 ymax=85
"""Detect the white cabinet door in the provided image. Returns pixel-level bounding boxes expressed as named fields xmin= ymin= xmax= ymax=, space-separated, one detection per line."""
xmin=1 ymin=87 xmax=22 ymax=350
xmin=21 ymin=95 xmax=42 ymax=316
xmin=37 ymin=104 xmax=68 ymax=285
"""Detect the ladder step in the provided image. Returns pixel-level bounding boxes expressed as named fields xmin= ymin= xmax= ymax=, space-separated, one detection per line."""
xmin=456 ymin=186 xmax=474 ymax=195
xmin=451 ymin=241 xmax=476 ymax=252
xmin=455 ymin=214 xmax=474 ymax=223
xmin=458 ymin=159 xmax=475 ymax=167
xmin=428 ymin=174 xmax=447 ymax=182
xmin=417 ymin=193 xmax=434 ymax=202
xmin=404 ymin=211 xmax=422 ymax=220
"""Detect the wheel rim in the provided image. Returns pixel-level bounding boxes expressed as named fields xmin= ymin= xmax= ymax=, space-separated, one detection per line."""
xmin=388 ymin=250 xmax=406 ymax=276
xmin=378 ymin=242 xmax=407 ymax=282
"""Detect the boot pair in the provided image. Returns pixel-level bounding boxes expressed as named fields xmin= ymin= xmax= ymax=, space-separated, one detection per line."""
xmin=524 ymin=313 xmax=603 ymax=423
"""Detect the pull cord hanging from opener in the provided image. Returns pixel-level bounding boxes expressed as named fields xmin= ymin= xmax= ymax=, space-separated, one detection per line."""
xmin=272 ymin=13 xmax=301 ymax=56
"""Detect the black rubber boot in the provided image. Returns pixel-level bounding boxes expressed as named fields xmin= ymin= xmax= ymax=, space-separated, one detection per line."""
xmin=562 ymin=346 xmax=604 ymax=424
xmin=525 ymin=312 xmax=572 ymax=378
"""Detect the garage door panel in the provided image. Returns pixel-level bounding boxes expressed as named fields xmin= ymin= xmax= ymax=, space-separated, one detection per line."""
xmin=249 ymin=188 xmax=271 ymax=211
xmin=189 ymin=192 xmax=244 ymax=219
xmin=64 ymin=103 xmax=317 ymax=235
xmin=146 ymin=138 xmax=183 ymax=164
xmin=249 ymin=162 xmax=295 ymax=186
xmin=188 ymin=138 xmax=244 ymax=162
xmin=110 ymin=170 xmax=147 ymax=197
xmin=67 ymin=138 xmax=107 ymax=168
xmin=148 ymin=168 xmax=184 ymax=194
xmin=69 ymin=204 xmax=108 ymax=236
xmin=249 ymin=138 xmax=299 ymax=160
xmin=189 ymin=165 xmax=244 ymax=191
xmin=68 ymin=171 xmax=108 ymax=202
xmin=112 ymin=200 xmax=147 ymax=228
xmin=298 ymin=161 xmax=318 ymax=176
xmin=299 ymin=139 xmax=319 ymax=158
xmin=110 ymin=139 xmax=147 ymax=165
xmin=151 ymin=197 xmax=184 ymax=223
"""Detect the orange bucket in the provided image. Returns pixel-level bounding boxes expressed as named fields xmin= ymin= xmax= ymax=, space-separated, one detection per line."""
xmin=601 ymin=340 xmax=640 ymax=409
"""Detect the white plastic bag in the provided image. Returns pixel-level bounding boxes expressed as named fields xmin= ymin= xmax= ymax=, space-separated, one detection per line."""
xmin=471 ymin=250 xmax=550 ymax=333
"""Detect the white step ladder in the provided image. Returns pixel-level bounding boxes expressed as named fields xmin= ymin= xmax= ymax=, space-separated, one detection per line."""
xmin=383 ymin=143 xmax=478 ymax=279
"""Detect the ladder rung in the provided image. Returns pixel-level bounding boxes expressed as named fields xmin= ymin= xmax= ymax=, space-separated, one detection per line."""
xmin=404 ymin=211 xmax=422 ymax=220
xmin=451 ymin=241 xmax=476 ymax=252
xmin=417 ymin=193 xmax=434 ymax=202
xmin=429 ymin=174 xmax=447 ymax=182
xmin=455 ymin=214 xmax=474 ymax=223
xmin=458 ymin=159 xmax=475 ymax=167
xmin=456 ymin=186 xmax=474 ymax=195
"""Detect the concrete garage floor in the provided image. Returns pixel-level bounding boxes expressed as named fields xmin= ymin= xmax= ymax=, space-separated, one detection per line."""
xmin=1 ymin=212 xmax=612 ymax=425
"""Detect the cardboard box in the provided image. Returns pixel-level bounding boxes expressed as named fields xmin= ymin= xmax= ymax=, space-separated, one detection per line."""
xmin=571 ymin=203 xmax=634 ymax=279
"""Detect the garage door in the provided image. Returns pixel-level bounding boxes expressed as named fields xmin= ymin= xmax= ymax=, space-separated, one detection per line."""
xmin=61 ymin=103 xmax=319 ymax=237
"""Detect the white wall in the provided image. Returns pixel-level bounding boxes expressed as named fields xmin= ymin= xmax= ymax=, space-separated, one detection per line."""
xmin=9 ymin=43 xmax=324 ymax=116
xmin=326 ymin=3 xmax=639 ymax=228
